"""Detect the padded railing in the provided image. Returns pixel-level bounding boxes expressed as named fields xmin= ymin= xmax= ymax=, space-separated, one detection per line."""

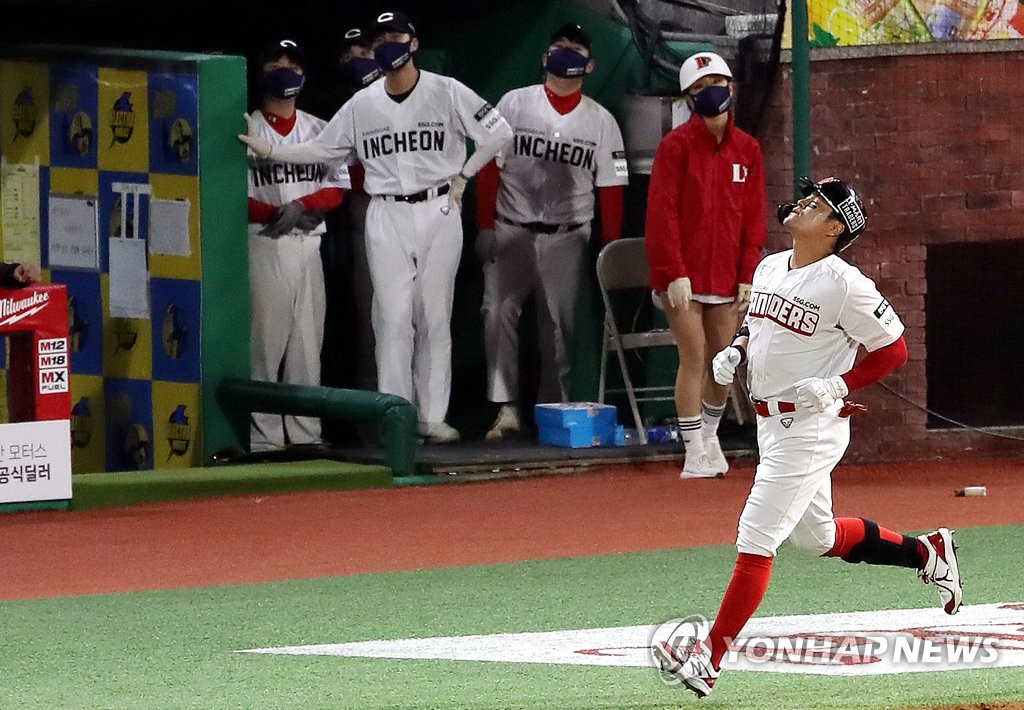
xmin=216 ymin=379 xmax=418 ymax=477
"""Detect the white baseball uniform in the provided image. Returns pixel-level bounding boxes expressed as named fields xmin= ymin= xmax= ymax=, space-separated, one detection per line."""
xmin=737 ymin=250 xmax=904 ymax=557
xmin=247 ymin=109 xmax=350 ymax=451
xmin=268 ymin=70 xmax=512 ymax=424
xmin=484 ymin=85 xmax=628 ymax=403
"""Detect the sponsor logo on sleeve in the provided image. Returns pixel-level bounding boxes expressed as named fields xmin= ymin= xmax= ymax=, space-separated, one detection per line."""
xmin=873 ymin=298 xmax=891 ymax=319
xmin=474 ymin=102 xmax=494 ymax=122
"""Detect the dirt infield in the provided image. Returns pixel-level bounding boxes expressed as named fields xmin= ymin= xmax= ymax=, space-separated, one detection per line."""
xmin=1 ymin=457 xmax=1021 ymax=601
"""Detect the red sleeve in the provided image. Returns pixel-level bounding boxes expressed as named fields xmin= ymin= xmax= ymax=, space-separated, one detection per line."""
xmin=644 ymin=133 xmax=688 ymax=292
xmin=738 ymin=141 xmax=768 ymax=285
xmin=348 ymin=162 xmax=366 ymax=194
xmin=299 ymin=187 xmax=345 ymax=212
xmin=597 ymin=185 xmax=624 ymax=245
xmin=248 ymin=197 xmax=276 ymax=224
xmin=475 ymin=160 xmax=500 ymax=230
xmin=840 ymin=336 xmax=908 ymax=392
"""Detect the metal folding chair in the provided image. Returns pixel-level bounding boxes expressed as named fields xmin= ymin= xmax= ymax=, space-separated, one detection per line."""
xmin=596 ymin=238 xmax=749 ymax=445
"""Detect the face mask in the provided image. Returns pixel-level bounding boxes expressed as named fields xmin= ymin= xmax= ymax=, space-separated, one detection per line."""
xmin=374 ymin=41 xmax=413 ymax=72
xmin=545 ymin=47 xmax=589 ymax=79
xmin=691 ymin=84 xmax=732 ymax=117
xmin=261 ymin=68 xmax=305 ymax=99
xmin=339 ymin=58 xmax=382 ymax=88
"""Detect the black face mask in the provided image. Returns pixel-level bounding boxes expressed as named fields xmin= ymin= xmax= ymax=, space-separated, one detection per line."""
xmin=339 ymin=57 xmax=382 ymax=88
xmin=690 ymin=84 xmax=732 ymax=117
xmin=261 ymin=68 xmax=305 ymax=99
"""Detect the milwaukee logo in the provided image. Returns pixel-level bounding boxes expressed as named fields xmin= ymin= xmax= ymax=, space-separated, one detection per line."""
xmin=0 ymin=291 xmax=49 ymax=326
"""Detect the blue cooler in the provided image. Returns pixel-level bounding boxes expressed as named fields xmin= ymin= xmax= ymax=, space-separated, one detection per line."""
xmin=534 ymin=402 xmax=619 ymax=448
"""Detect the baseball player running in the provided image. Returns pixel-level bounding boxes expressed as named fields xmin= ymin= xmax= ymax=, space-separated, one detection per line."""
xmin=651 ymin=177 xmax=963 ymax=698
xmin=240 ymin=11 xmax=513 ymax=443
xmin=246 ymin=39 xmax=349 ymax=452
xmin=476 ymin=23 xmax=628 ymax=439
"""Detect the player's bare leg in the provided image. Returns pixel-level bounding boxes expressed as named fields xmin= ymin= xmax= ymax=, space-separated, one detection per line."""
xmin=700 ymin=303 xmax=741 ymax=474
xmin=663 ymin=299 xmax=718 ymax=477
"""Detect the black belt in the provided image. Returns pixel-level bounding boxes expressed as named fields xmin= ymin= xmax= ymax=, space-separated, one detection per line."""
xmin=382 ymin=183 xmax=451 ymax=203
xmin=497 ymin=214 xmax=585 ymax=234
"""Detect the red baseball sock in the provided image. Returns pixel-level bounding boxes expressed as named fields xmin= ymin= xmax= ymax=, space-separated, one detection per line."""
xmin=826 ymin=517 xmax=927 ymax=567
xmin=709 ymin=552 xmax=773 ymax=669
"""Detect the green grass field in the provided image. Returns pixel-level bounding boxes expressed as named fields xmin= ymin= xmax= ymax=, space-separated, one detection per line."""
xmin=2 ymin=524 xmax=1022 ymax=709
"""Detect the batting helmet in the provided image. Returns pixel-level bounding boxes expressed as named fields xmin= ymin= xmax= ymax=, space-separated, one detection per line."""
xmin=679 ymin=51 xmax=732 ymax=93
xmin=798 ymin=176 xmax=867 ymax=252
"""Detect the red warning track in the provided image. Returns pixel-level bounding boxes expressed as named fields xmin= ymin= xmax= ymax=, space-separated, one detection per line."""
xmin=1 ymin=457 xmax=1021 ymax=601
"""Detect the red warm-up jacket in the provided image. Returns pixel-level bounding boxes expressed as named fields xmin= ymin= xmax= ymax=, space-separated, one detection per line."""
xmin=645 ymin=113 xmax=767 ymax=295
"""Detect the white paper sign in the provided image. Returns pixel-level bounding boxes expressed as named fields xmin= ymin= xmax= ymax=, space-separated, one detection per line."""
xmin=1 ymin=160 xmax=42 ymax=264
xmin=0 ymin=419 xmax=72 ymax=503
xmin=48 ymin=195 xmax=100 ymax=270
xmin=149 ymin=198 xmax=191 ymax=257
xmin=108 ymin=237 xmax=150 ymax=319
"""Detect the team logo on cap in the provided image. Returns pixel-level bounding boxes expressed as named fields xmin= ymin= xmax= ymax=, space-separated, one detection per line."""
xmin=695 ymin=55 xmax=712 ymax=69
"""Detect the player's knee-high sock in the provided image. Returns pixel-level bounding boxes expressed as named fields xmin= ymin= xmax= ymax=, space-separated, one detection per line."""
xmin=825 ymin=517 xmax=926 ymax=569
xmin=709 ymin=552 xmax=773 ymax=670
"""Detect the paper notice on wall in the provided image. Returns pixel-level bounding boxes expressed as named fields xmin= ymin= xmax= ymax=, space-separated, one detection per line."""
xmin=149 ymin=198 xmax=191 ymax=257
xmin=48 ymin=195 xmax=100 ymax=270
xmin=0 ymin=161 xmax=42 ymax=264
xmin=108 ymin=237 xmax=150 ymax=319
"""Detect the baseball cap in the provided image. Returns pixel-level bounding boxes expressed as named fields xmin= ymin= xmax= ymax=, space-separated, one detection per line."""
xmin=373 ymin=11 xmax=417 ymax=37
xmin=678 ymin=51 xmax=732 ymax=93
xmin=550 ymin=23 xmax=591 ymax=51
xmin=798 ymin=176 xmax=867 ymax=245
xmin=339 ymin=27 xmax=372 ymax=51
xmin=260 ymin=38 xmax=306 ymax=69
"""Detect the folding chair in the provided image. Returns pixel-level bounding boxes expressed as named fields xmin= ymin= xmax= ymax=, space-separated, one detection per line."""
xmin=596 ymin=238 xmax=750 ymax=445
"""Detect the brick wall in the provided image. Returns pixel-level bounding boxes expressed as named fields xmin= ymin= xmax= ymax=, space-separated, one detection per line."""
xmin=757 ymin=44 xmax=1024 ymax=462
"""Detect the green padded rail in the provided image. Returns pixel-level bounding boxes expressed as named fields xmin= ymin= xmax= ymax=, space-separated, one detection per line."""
xmin=216 ymin=379 xmax=418 ymax=477
xmin=69 ymin=459 xmax=391 ymax=510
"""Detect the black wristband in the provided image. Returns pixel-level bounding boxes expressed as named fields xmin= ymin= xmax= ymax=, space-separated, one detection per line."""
xmin=733 ymin=344 xmax=747 ymax=366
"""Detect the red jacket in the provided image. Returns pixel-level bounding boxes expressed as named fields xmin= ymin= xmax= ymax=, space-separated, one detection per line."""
xmin=645 ymin=114 xmax=767 ymax=295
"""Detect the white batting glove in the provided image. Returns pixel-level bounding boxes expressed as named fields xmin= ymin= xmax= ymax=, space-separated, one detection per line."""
xmin=448 ymin=173 xmax=468 ymax=213
xmin=712 ymin=346 xmax=743 ymax=386
xmin=794 ymin=376 xmax=849 ymax=413
xmin=238 ymin=112 xmax=273 ymax=159
xmin=736 ymin=283 xmax=752 ymax=311
xmin=666 ymin=277 xmax=692 ymax=310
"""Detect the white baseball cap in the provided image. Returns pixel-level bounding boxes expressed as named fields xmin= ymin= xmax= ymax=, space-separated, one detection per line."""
xmin=678 ymin=51 xmax=732 ymax=93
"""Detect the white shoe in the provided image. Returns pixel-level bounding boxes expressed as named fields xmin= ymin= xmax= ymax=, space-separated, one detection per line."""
xmin=917 ymin=528 xmax=963 ymax=615
xmin=418 ymin=421 xmax=460 ymax=444
xmin=680 ymin=451 xmax=723 ymax=479
xmin=650 ymin=619 xmax=719 ymax=698
xmin=703 ymin=435 xmax=729 ymax=476
xmin=485 ymin=404 xmax=522 ymax=441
